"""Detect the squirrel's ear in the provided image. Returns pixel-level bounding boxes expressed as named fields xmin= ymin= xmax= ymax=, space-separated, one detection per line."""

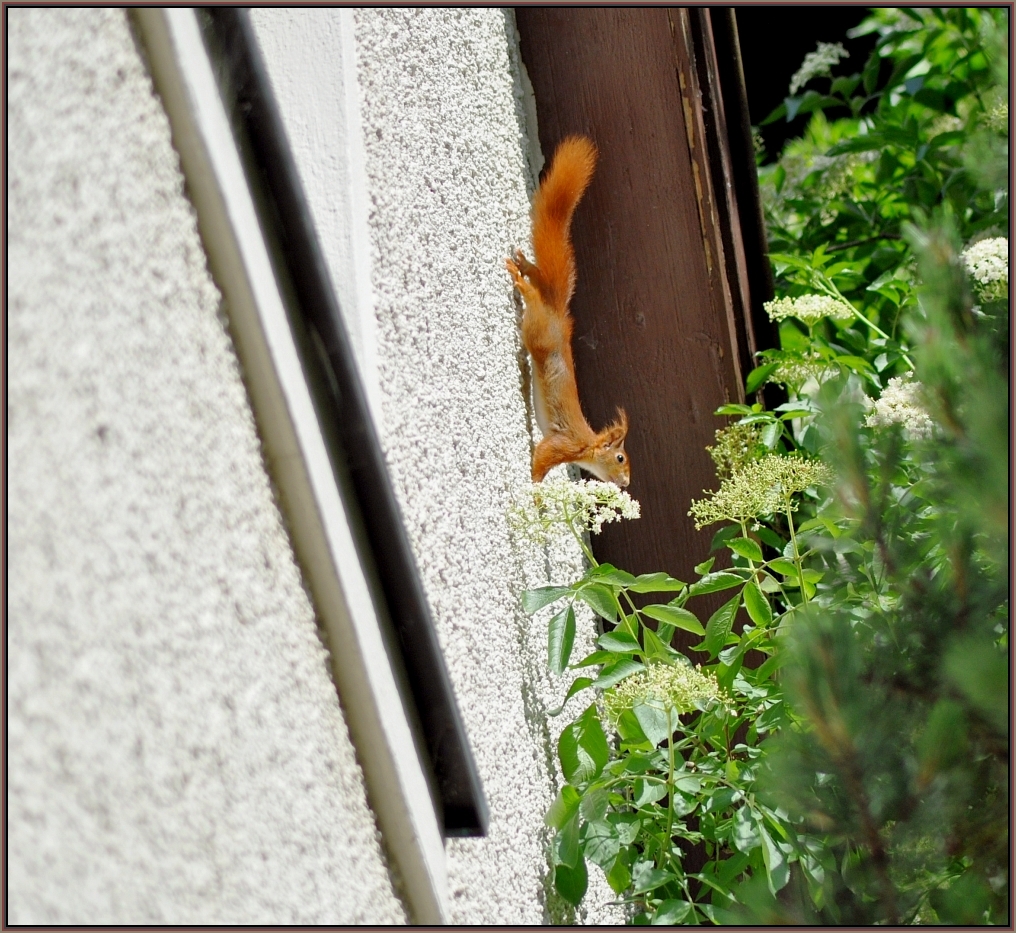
xmin=602 ymin=408 xmax=628 ymax=447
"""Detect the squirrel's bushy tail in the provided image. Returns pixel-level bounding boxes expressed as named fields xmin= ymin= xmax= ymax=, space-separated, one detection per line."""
xmin=531 ymin=135 xmax=597 ymax=313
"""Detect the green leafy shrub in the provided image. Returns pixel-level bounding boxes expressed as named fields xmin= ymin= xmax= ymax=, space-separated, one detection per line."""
xmin=516 ymin=474 xmax=830 ymax=922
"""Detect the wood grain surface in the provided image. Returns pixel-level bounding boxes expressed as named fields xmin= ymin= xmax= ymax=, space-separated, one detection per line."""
xmin=516 ymin=8 xmax=762 ymax=649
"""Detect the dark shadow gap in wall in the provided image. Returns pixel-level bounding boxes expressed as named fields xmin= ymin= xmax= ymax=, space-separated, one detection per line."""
xmin=198 ymin=8 xmax=488 ymax=838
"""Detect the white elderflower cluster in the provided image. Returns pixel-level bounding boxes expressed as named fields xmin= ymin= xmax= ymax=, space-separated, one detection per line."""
xmin=602 ymin=661 xmax=724 ymax=732
xmin=509 ymin=478 xmax=640 ymax=542
xmin=961 ymin=237 xmax=1008 ymax=302
xmin=789 ymin=42 xmax=849 ymax=95
xmin=864 ymin=376 xmax=935 ymax=439
xmin=764 ymin=294 xmax=855 ymax=326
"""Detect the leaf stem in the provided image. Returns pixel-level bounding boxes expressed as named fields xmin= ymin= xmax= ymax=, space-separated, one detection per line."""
xmin=784 ymin=496 xmax=810 ymax=605
xmin=665 ymin=707 xmax=675 ymax=854
xmin=813 ymin=274 xmax=917 ymax=369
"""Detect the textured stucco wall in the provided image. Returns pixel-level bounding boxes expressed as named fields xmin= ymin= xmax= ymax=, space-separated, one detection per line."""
xmin=7 ymin=8 xmax=406 ymax=924
xmin=352 ymin=9 xmax=625 ymax=924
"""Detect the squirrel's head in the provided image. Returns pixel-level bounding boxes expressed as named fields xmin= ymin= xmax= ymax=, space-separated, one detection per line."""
xmin=583 ymin=408 xmax=630 ymax=488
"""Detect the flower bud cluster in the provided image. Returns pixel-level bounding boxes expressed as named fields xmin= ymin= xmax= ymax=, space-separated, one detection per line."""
xmin=602 ymin=661 xmax=723 ymax=731
xmin=688 ymin=454 xmax=832 ymax=529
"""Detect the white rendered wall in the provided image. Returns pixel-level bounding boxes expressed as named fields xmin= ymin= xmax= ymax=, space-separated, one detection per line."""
xmin=7 ymin=8 xmax=406 ymax=924
xmin=248 ymin=8 xmax=625 ymax=922
xmin=349 ymin=9 xmax=625 ymax=924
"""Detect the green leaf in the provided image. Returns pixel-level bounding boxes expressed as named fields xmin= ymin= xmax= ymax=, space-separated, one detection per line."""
xmin=576 ymin=583 xmax=617 ymax=622
xmin=761 ymin=420 xmax=783 ymax=449
xmin=654 ymin=621 xmax=676 ymax=645
xmin=717 ymin=647 xmax=747 ymax=691
xmin=605 ymin=853 xmax=632 ymax=894
xmin=836 ymin=354 xmax=875 ymax=373
xmin=632 ymin=863 xmax=675 ymax=894
xmin=754 ymin=651 xmax=785 ymax=682
xmin=548 ymin=676 xmax=594 ymax=717
xmin=755 ymin=525 xmax=785 ymax=549
xmin=582 ymin=819 xmax=621 ymax=869
xmin=745 ymin=362 xmax=779 ymax=394
xmin=827 ymin=131 xmax=886 ymax=156
xmin=546 ymin=784 xmax=582 ymax=829
xmin=609 ymin=812 xmax=642 ymax=844
xmin=558 ymin=705 xmax=610 ymax=784
xmin=728 ymin=537 xmax=763 ymax=563
xmin=620 ymin=756 xmax=651 ymax=777
xmin=694 ymin=556 xmax=716 ymax=575
xmin=615 ymin=708 xmax=650 ymax=744
xmin=580 ymin=785 xmax=609 ymax=822
xmin=548 ymin=604 xmax=577 ymax=675
xmin=759 ymin=823 xmax=790 ymax=895
xmin=652 ymin=900 xmax=693 ymax=924
xmin=592 ymin=658 xmax=644 ymax=689
xmin=767 ymin=558 xmax=798 ymax=577
xmin=710 ymin=523 xmax=741 ymax=553
xmin=554 ymin=857 xmax=588 ymax=906
xmin=629 ymin=572 xmax=686 ymax=594
xmin=554 ymin=812 xmax=581 ymax=867
xmin=774 ymin=398 xmax=816 ymax=414
xmin=760 ymin=100 xmax=787 ymax=125
xmin=731 ymin=805 xmax=762 ymax=853
xmin=642 ymin=603 xmax=705 ymax=636
xmin=830 ymin=74 xmax=860 ymax=97
xmin=734 ymin=412 xmax=776 ymax=426
xmin=914 ymin=86 xmax=954 ymax=113
xmin=633 ymin=702 xmax=674 ymax=747
xmin=743 ymin=581 xmax=773 ymax=627
xmin=672 ymin=772 xmax=702 ymax=794
xmin=588 ymin=563 xmax=637 ymax=587
xmin=521 ymin=586 xmax=571 ymax=615
xmin=862 ymin=49 xmax=882 ymax=94
xmin=703 ymin=592 xmax=741 ymax=658
xmin=634 ymin=776 xmax=669 ymax=807
xmin=799 ymin=838 xmax=827 ymax=909
xmin=598 ymin=630 xmax=641 ymax=653
xmin=641 ymin=624 xmax=673 ymax=661
xmin=884 ymin=52 xmax=922 ymax=94
xmin=715 ymin=403 xmax=753 ymax=416
xmin=687 ymin=571 xmax=745 ymax=598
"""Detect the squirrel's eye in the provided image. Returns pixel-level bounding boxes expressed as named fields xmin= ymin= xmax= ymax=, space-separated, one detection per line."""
xmin=616 ymin=453 xmax=625 ymax=463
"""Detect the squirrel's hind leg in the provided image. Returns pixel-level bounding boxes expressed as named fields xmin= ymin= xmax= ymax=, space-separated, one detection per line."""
xmin=506 ymin=254 xmax=542 ymax=307
xmin=508 ymin=250 xmax=549 ymax=299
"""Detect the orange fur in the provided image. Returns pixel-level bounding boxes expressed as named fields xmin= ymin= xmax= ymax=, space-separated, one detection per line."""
xmin=506 ymin=136 xmax=631 ymax=487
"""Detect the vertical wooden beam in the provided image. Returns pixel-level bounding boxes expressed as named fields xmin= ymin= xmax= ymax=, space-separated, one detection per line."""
xmin=515 ymin=8 xmax=760 ymax=647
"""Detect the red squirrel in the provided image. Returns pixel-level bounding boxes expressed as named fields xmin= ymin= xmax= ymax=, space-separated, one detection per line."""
xmin=506 ymin=135 xmax=631 ymax=487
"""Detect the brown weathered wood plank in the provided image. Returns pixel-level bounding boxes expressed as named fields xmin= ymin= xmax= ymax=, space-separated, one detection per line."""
xmin=516 ymin=7 xmax=757 ymax=648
